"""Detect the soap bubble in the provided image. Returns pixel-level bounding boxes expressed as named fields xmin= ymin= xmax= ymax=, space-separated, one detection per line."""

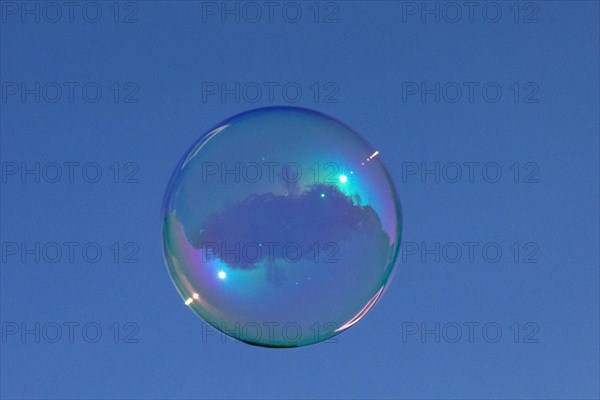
xmin=162 ymin=107 xmax=402 ymax=347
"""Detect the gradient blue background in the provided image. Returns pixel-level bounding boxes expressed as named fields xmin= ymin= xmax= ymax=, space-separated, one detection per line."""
xmin=1 ymin=1 xmax=599 ymax=398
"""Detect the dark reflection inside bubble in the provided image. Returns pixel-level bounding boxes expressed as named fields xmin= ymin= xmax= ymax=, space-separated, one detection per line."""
xmin=188 ymin=183 xmax=390 ymax=270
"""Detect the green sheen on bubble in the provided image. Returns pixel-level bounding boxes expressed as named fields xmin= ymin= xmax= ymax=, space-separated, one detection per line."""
xmin=162 ymin=106 xmax=402 ymax=348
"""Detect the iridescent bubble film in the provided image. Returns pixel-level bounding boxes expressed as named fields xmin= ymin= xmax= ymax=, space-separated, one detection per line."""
xmin=162 ymin=107 xmax=402 ymax=347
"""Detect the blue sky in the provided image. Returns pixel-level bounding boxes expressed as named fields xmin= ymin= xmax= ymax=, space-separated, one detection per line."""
xmin=1 ymin=1 xmax=599 ymax=399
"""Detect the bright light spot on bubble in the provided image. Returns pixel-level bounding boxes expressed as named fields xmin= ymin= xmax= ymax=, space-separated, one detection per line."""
xmin=162 ymin=106 xmax=402 ymax=348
